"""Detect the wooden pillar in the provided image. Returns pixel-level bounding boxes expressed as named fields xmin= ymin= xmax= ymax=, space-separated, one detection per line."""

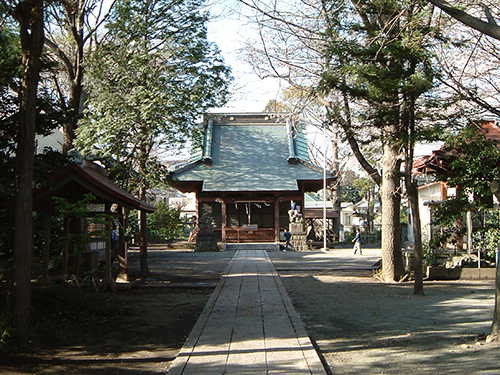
xmin=103 ymin=214 xmax=116 ymax=291
xmin=274 ymin=198 xmax=280 ymax=242
xmin=61 ymin=216 xmax=70 ymax=278
xmin=195 ymin=192 xmax=200 ymax=221
xmin=117 ymin=207 xmax=127 ymax=280
xmin=139 ymin=209 xmax=149 ymax=278
xmin=42 ymin=205 xmax=52 ymax=281
xmin=221 ymin=200 xmax=227 ymax=242
xmin=440 ymin=181 xmax=447 ymax=200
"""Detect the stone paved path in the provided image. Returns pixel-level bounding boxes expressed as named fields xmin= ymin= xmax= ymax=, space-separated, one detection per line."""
xmin=167 ymin=249 xmax=327 ymax=375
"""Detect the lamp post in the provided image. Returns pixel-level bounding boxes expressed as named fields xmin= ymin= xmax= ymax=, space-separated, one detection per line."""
xmin=323 ymin=126 xmax=327 ymax=251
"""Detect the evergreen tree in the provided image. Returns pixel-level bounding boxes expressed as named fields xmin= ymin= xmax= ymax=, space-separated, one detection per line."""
xmin=319 ymin=0 xmax=436 ymax=285
xmin=75 ymin=0 xmax=231 ymax=277
xmin=77 ymin=0 xmax=231 ymax=196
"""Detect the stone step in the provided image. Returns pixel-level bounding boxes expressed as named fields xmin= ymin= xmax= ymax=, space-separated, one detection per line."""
xmin=223 ymin=242 xmax=280 ymax=252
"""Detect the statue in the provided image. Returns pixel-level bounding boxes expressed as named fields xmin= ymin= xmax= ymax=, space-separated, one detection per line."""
xmin=288 ymin=199 xmax=304 ymax=223
xmin=195 ymin=207 xmax=219 ymax=252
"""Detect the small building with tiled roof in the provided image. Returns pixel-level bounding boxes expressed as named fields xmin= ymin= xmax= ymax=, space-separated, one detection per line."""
xmin=411 ymin=119 xmax=498 ymax=247
xmin=413 ymin=120 xmax=500 ymax=175
xmin=172 ymin=113 xmax=336 ymax=243
xmin=34 ymin=158 xmax=156 ymax=285
xmin=35 ymin=160 xmax=157 ymax=213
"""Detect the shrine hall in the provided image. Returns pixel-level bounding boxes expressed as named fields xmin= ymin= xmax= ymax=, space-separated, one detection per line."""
xmin=172 ymin=113 xmax=336 ymax=243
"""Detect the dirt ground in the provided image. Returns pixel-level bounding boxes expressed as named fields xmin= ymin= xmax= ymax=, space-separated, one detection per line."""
xmin=1 ymin=245 xmax=500 ymax=374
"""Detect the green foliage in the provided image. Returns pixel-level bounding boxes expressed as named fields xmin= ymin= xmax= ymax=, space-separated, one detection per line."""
xmin=0 ymin=21 xmax=21 ymax=88
xmin=431 ymin=198 xmax=468 ymax=242
xmin=147 ymin=201 xmax=186 ymax=242
xmin=340 ymin=185 xmax=362 ymax=204
xmin=431 ymin=125 xmax=500 ymax=251
xmin=474 ymin=226 xmax=500 ymax=262
xmin=0 ymin=313 xmax=16 ymax=350
xmin=0 ymin=150 xmax=68 ymax=259
xmin=473 ymin=210 xmax=500 ymax=262
xmin=76 ymin=0 xmax=232 ymax=194
xmin=319 ymin=0 xmax=440 ymax=152
xmin=352 ymin=177 xmax=376 ymax=200
xmin=438 ymin=125 xmax=500 ymax=207
xmin=340 ymin=174 xmax=376 ymax=204
xmin=124 ymin=211 xmax=139 ymax=243
xmin=52 ymin=194 xmax=111 ymax=275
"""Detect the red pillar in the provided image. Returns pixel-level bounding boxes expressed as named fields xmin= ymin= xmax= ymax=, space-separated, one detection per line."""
xmin=274 ymin=198 xmax=280 ymax=242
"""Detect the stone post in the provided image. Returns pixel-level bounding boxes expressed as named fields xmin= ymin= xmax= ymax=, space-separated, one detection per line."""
xmin=289 ymin=222 xmax=308 ymax=251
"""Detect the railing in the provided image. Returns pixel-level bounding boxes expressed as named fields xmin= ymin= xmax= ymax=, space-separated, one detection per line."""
xmin=225 ymin=228 xmax=275 ymax=243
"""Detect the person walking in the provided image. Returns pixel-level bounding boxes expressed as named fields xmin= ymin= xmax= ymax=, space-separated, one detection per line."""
xmin=283 ymin=228 xmax=295 ymax=252
xmin=352 ymin=228 xmax=362 ymax=255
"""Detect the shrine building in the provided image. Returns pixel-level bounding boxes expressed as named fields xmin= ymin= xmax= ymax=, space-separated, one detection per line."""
xmin=172 ymin=113 xmax=336 ymax=243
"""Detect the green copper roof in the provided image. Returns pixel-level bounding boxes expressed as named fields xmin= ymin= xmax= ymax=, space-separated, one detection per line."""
xmin=173 ymin=113 xmax=332 ymax=192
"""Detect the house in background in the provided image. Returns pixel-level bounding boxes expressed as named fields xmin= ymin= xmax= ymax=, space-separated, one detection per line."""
xmin=405 ymin=178 xmax=456 ymax=244
xmin=411 ymin=119 xmax=497 ymax=249
xmin=303 ymin=192 xmax=338 ymax=241
xmin=171 ymin=113 xmax=336 ymax=243
xmin=168 ymin=192 xmax=197 ymax=218
xmin=339 ymin=199 xmax=381 ymax=240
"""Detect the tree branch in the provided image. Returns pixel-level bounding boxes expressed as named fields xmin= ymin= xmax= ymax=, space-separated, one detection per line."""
xmin=427 ymin=0 xmax=500 ymax=40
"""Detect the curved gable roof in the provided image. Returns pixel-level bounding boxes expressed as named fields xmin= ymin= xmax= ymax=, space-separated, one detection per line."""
xmin=34 ymin=161 xmax=156 ymax=213
xmin=173 ymin=113 xmax=334 ymax=193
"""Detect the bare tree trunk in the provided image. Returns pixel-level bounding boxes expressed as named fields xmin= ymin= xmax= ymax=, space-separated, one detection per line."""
xmin=139 ymin=209 xmax=149 ymax=278
xmin=366 ymin=187 xmax=372 ymax=232
xmin=488 ymin=182 xmax=500 ymax=342
xmin=330 ymin=132 xmax=341 ymax=237
xmin=406 ymin=177 xmax=424 ymax=295
xmin=62 ymin=83 xmax=84 ymax=154
xmin=12 ymin=0 xmax=45 ymax=339
xmin=403 ymin=85 xmax=424 ymax=295
xmin=487 ymin=264 xmax=500 ymax=342
xmin=330 ymin=97 xmax=404 ymax=281
xmin=137 ymin=184 xmax=149 ymax=279
xmin=42 ymin=207 xmax=52 ymax=281
xmin=427 ymin=0 xmax=500 ymax=41
xmin=380 ymin=142 xmax=405 ymax=282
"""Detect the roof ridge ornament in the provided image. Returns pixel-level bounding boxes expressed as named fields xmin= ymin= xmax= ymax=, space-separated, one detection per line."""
xmin=202 ymin=117 xmax=213 ymax=165
xmin=286 ymin=119 xmax=298 ymax=164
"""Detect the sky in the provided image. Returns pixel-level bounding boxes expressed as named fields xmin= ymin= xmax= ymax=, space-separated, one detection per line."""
xmin=186 ymin=2 xmax=442 ymax=170
xmin=206 ymin=2 xmax=283 ymax=113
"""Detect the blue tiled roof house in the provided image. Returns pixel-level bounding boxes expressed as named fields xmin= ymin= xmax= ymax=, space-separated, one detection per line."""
xmin=172 ymin=113 xmax=335 ymax=243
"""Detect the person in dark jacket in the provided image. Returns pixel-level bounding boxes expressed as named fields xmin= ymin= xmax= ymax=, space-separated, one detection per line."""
xmin=283 ymin=228 xmax=295 ymax=251
xmin=352 ymin=228 xmax=362 ymax=255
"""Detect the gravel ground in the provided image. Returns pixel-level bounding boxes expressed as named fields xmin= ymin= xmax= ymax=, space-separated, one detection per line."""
xmin=1 ymin=245 xmax=499 ymax=374
xmin=270 ymin=247 xmax=500 ymax=375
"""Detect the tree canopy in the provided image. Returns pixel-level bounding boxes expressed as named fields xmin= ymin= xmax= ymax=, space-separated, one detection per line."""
xmin=76 ymin=0 xmax=232 ymax=195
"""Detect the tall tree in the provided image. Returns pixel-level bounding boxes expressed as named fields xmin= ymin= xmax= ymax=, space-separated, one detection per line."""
xmin=319 ymin=0 xmax=436 ymax=283
xmin=5 ymin=0 xmax=45 ymax=338
xmin=425 ymin=0 xmax=500 ymax=342
xmin=240 ymin=0 xmax=443 ymax=286
xmin=75 ymin=0 xmax=231 ymax=277
xmin=43 ymin=0 xmax=116 ymax=153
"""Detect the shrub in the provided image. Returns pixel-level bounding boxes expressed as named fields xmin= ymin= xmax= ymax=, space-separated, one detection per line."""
xmin=147 ymin=201 xmax=186 ymax=242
